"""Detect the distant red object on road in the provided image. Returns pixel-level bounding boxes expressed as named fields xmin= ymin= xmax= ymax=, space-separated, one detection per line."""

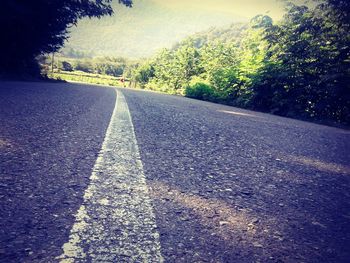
xmin=120 ymin=77 xmax=126 ymax=87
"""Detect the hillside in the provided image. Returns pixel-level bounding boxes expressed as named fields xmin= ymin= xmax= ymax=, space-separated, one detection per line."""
xmin=175 ymin=23 xmax=249 ymax=50
xmin=63 ymin=0 xmax=247 ymax=58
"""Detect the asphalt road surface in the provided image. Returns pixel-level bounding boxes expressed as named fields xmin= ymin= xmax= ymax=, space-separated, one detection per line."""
xmin=1 ymin=81 xmax=349 ymax=262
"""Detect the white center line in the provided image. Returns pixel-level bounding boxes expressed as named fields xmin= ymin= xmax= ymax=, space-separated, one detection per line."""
xmin=58 ymin=88 xmax=163 ymax=262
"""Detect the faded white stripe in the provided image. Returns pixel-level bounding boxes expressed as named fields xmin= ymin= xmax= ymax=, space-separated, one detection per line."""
xmin=57 ymin=89 xmax=163 ymax=262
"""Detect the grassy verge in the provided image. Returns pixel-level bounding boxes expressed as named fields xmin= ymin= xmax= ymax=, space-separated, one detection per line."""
xmin=48 ymin=70 xmax=127 ymax=87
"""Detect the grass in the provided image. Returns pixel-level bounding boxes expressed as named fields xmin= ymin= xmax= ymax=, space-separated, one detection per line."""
xmin=48 ymin=70 xmax=127 ymax=87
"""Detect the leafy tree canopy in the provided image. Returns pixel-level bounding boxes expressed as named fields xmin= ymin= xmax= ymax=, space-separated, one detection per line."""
xmin=0 ymin=0 xmax=132 ymax=76
xmin=131 ymin=0 xmax=350 ymax=124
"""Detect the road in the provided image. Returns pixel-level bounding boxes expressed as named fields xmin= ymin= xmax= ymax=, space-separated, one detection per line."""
xmin=1 ymin=81 xmax=350 ymax=262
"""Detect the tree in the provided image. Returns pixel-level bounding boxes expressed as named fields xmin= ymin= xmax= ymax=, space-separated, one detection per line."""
xmin=60 ymin=61 xmax=73 ymax=72
xmin=73 ymin=60 xmax=94 ymax=73
xmin=0 ymin=0 xmax=132 ymax=76
xmin=145 ymin=40 xmax=203 ymax=94
xmin=131 ymin=0 xmax=349 ymax=124
xmin=200 ymin=40 xmax=240 ymax=98
xmin=254 ymin=2 xmax=350 ymax=122
xmin=132 ymin=61 xmax=155 ymax=88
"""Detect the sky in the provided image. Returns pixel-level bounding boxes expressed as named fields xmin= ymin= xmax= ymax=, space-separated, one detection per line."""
xmin=148 ymin=0 xmax=287 ymax=20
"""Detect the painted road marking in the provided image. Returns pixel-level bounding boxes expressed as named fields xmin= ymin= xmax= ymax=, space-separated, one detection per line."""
xmin=58 ymin=89 xmax=163 ymax=262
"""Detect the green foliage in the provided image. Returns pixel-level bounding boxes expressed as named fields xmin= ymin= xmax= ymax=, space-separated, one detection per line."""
xmin=93 ymin=57 xmax=126 ymax=77
xmin=132 ymin=1 xmax=350 ymax=124
xmin=132 ymin=40 xmax=203 ymax=94
xmin=252 ymin=2 xmax=350 ymax=122
xmin=45 ymin=54 xmax=134 ymax=78
xmin=59 ymin=61 xmax=73 ymax=72
xmin=49 ymin=70 xmax=122 ymax=87
xmin=185 ymin=83 xmax=217 ymax=101
xmin=73 ymin=60 xmax=94 ymax=73
xmin=133 ymin=62 xmax=155 ymax=88
xmin=0 ymin=0 xmax=132 ymax=76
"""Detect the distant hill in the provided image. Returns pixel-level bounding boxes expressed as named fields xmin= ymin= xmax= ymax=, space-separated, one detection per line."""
xmin=171 ymin=23 xmax=249 ymax=50
xmin=62 ymin=0 xmax=247 ymax=58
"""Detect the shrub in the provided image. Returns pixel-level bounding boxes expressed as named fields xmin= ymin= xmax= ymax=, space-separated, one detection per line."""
xmin=59 ymin=61 xmax=73 ymax=71
xmin=73 ymin=60 xmax=93 ymax=73
xmin=185 ymin=83 xmax=217 ymax=101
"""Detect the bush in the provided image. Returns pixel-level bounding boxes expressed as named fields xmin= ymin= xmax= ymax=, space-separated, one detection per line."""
xmin=185 ymin=83 xmax=217 ymax=101
xmin=59 ymin=61 xmax=73 ymax=71
xmin=73 ymin=60 xmax=93 ymax=73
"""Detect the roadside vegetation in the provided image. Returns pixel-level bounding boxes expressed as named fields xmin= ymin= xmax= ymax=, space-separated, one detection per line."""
xmin=0 ymin=0 xmax=132 ymax=78
xmin=48 ymin=71 xmax=122 ymax=87
xmin=131 ymin=1 xmax=350 ymax=125
xmin=1 ymin=0 xmax=348 ymax=126
xmin=42 ymin=52 xmax=131 ymax=86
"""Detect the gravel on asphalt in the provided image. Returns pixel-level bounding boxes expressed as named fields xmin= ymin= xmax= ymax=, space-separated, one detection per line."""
xmin=122 ymin=88 xmax=350 ymax=263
